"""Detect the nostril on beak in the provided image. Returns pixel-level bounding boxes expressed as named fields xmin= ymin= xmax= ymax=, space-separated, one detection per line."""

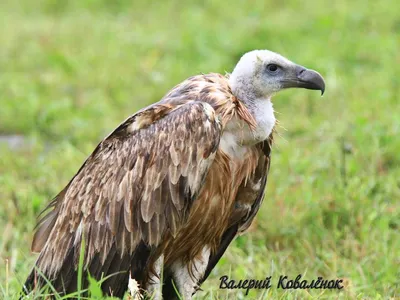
xmin=295 ymin=65 xmax=308 ymax=77
xmin=296 ymin=66 xmax=307 ymax=77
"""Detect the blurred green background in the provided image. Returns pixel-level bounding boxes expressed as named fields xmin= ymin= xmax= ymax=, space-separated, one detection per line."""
xmin=0 ymin=0 xmax=399 ymax=299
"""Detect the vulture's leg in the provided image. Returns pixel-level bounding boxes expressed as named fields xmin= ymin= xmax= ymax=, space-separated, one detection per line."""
xmin=145 ymin=254 xmax=164 ymax=300
xmin=169 ymin=247 xmax=210 ymax=299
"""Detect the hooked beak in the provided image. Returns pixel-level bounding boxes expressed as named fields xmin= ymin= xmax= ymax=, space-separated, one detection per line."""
xmin=281 ymin=65 xmax=326 ymax=95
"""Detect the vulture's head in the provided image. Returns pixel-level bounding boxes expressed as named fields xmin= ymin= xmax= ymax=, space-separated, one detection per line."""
xmin=229 ymin=50 xmax=325 ymax=101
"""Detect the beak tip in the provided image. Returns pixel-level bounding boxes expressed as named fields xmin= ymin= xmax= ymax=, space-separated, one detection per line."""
xmin=295 ymin=68 xmax=326 ymax=96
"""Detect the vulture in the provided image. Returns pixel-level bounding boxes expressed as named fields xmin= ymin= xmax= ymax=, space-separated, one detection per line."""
xmin=23 ymin=50 xmax=325 ymax=299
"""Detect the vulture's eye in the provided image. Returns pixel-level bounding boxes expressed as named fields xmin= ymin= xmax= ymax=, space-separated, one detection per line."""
xmin=266 ymin=64 xmax=280 ymax=74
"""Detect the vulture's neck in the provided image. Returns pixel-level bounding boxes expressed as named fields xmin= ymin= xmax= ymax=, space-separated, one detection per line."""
xmin=228 ymin=77 xmax=276 ymax=145
xmin=219 ymin=78 xmax=276 ymax=159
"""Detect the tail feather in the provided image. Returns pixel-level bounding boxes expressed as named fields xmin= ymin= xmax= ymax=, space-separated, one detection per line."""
xmin=23 ymin=242 xmax=152 ymax=298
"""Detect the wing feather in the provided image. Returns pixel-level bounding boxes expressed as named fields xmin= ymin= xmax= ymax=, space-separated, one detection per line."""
xmin=26 ymin=100 xmax=222 ymax=296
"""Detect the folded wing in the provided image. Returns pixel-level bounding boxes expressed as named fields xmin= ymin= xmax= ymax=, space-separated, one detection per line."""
xmin=25 ymin=100 xmax=222 ymax=297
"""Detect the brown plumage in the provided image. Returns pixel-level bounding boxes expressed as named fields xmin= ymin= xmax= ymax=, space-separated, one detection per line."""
xmin=24 ymin=50 xmax=325 ymax=299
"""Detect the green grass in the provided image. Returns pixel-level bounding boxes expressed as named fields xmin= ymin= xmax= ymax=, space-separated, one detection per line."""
xmin=0 ymin=0 xmax=399 ymax=299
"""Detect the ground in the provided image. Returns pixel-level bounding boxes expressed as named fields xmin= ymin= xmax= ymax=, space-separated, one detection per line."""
xmin=0 ymin=0 xmax=399 ymax=299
